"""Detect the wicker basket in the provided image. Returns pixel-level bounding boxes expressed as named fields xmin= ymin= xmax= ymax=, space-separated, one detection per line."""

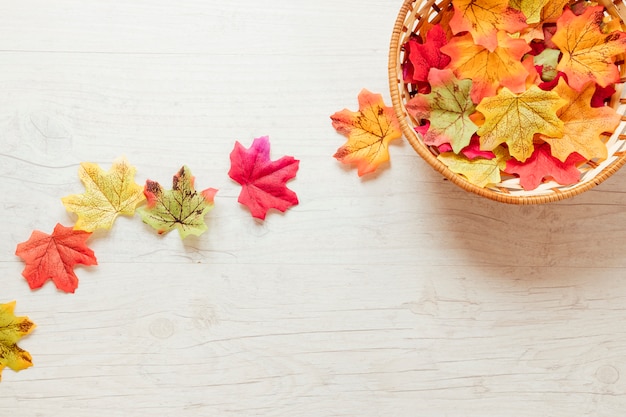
xmin=389 ymin=0 xmax=626 ymax=204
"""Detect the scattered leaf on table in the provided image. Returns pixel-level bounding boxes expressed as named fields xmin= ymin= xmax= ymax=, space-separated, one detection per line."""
xmin=441 ymin=31 xmax=531 ymax=103
xmin=541 ymin=79 xmax=620 ymax=162
xmin=61 ymin=156 xmax=146 ymax=232
xmin=15 ymin=223 xmax=97 ymax=293
xmin=331 ymin=89 xmax=402 ymax=176
xmin=505 ymin=143 xmax=584 ymax=189
xmin=552 ymin=6 xmax=626 ymax=91
xmin=0 ymin=301 xmax=35 ymax=381
xmin=437 ymin=146 xmax=508 ymax=188
xmin=402 ymin=24 xmax=451 ymax=84
xmin=228 ymin=136 xmax=299 ymax=220
xmin=476 ymin=85 xmax=566 ymax=162
xmin=450 ymin=0 xmax=527 ymax=51
xmin=406 ymin=69 xmax=477 ymax=153
xmin=138 ymin=166 xmax=217 ymax=239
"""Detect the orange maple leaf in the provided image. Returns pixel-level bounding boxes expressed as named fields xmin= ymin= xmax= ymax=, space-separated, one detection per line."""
xmin=450 ymin=0 xmax=527 ymax=51
xmin=331 ymin=89 xmax=402 ymax=176
xmin=441 ymin=31 xmax=531 ymax=103
xmin=541 ymin=79 xmax=621 ymax=162
xmin=552 ymin=6 xmax=626 ymax=91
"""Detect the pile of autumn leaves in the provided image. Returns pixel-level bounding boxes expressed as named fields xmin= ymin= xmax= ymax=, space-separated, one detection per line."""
xmin=1 ymin=136 xmax=298 ymax=380
xmin=401 ymin=0 xmax=626 ymax=189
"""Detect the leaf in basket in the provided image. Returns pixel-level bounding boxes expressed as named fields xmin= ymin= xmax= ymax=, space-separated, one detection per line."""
xmin=441 ymin=31 xmax=531 ymax=103
xmin=462 ymin=136 xmax=495 ymax=160
xmin=540 ymin=79 xmax=620 ymax=162
xmin=504 ymin=143 xmax=585 ymax=190
xmin=61 ymin=156 xmax=146 ymax=232
xmin=0 ymin=301 xmax=36 ymax=381
xmin=449 ymin=0 xmax=527 ymax=51
xmin=534 ymin=48 xmax=560 ymax=82
xmin=229 ymin=136 xmax=299 ymax=220
xmin=138 ymin=166 xmax=217 ymax=239
xmin=406 ymin=69 xmax=477 ymax=153
xmin=591 ymin=84 xmax=616 ymax=108
xmin=15 ymin=223 xmax=97 ymax=293
xmin=476 ymin=85 xmax=566 ymax=162
xmin=552 ymin=5 xmax=626 ymax=91
xmin=437 ymin=145 xmax=508 ymax=188
xmin=402 ymin=24 xmax=451 ymax=84
xmin=331 ymin=89 xmax=402 ymax=176
xmin=509 ymin=0 xmax=550 ymax=25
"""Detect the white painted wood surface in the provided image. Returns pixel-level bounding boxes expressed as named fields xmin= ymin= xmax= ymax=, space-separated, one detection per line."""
xmin=1 ymin=1 xmax=626 ymax=415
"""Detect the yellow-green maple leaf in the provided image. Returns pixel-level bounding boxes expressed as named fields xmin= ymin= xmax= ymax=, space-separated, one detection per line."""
xmin=476 ymin=85 xmax=566 ymax=162
xmin=437 ymin=146 xmax=509 ymax=188
xmin=0 ymin=301 xmax=35 ymax=381
xmin=541 ymin=79 xmax=621 ymax=162
xmin=510 ymin=0 xmax=550 ymax=24
xmin=62 ymin=156 xmax=146 ymax=232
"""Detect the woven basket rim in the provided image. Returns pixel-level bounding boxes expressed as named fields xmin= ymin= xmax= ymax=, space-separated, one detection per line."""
xmin=388 ymin=0 xmax=626 ymax=205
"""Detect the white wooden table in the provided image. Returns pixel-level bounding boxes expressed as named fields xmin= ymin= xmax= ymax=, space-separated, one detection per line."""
xmin=2 ymin=1 xmax=626 ymax=416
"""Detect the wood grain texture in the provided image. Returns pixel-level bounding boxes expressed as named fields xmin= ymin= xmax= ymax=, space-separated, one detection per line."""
xmin=1 ymin=1 xmax=626 ymax=416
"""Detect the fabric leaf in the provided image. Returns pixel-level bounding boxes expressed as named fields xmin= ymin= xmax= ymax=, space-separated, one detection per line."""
xmin=406 ymin=69 xmax=477 ymax=153
xmin=441 ymin=31 xmax=531 ymax=103
xmin=229 ymin=136 xmax=299 ymax=220
xmin=138 ymin=166 xmax=217 ymax=239
xmin=476 ymin=85 xmax=566 ymax=162
xmin=437 ymin=146 xmax=508 ymax=188
xmin=450 ymin=0 xmax=527 ymax=51
xmin=331 ymin=89 xmax=402 ymax=176
xmin=505 ymin=143 xmax=584 ymax=189
xmin=61 ymin=156 xmax=146 ymax=232
xmin=541 ymin=79 xmax=621 ymax=162
xmin=510 ymin=0 xmax=550 ymax=24
xmin=15 ymin=223 xmax=97 ymax=293
xmin=552 ymin=6 xmax=626 ymax=91
xmin=402 ymin=24 xmax=451 ymax=84
xmin=0 ymin=301 xmax=36 ymax=381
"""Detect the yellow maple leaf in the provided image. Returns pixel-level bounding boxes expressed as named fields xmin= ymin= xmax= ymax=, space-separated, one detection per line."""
xmin=510 ymin=0 xmax=550 ymax=24
xmin=62 ymin=156 xmax=146 ymax=231
xmin=331 ymin=89 xmax=402 ymax=176
xmin=476 ymin=85 xmax=566 ymax=162
xmin=437 ymin=146 xmax=509 ymax=188
xmin=541 ymin=79 xmax=621 ymax=162
xmin=450 ymin=0 xmax=527 ymax=51
xmin=552 ymin=5 xmax=626 ymax=91
xmin=0 ymin=301 xmax=36 ymax=381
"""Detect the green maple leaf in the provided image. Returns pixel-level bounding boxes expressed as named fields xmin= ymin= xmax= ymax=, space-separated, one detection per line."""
xmin=406 ymin=69 xmax=478 ymax=153
xmin=137 ymin=166 xmax=218 ymax=239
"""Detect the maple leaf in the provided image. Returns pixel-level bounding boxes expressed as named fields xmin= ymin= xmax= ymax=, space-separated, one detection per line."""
xmin=402 ymin=25 xmax=451 ymax=84
xmin=406 ymin=69 xmax=478 ymax=153
xmin=505 ymin=143 xmax=584 ymax=190
xmin=228 ymin=136 xmax=299 ymax=220
xmin=137 ymin=166 xmax=217 ymax=239
xmin=61 ymin=156 xmax=146 ymax=232
xmin=541 ymin=79 xmax=621 ymax=162
xmin=510 ymin=0 xmax=550 ymax=25
xmin=331 ymin=89 xmax=402 ymax=176
xmin=552 ymin=6 xmax=626 ymax=91
xmin=476 ymin=85 xmax=566 ymax=162
xmin=437 ymin=146 xmax=508 ymax=188
xmin=450 ymin=0 xmax=527 ymax=51
xmin=441 ymin=31 xmax=531 ymax=103
xmin=15 ymin=223 xmax=97 ymax=293
xmin=0 ymin=301 xmax=36 ymax=381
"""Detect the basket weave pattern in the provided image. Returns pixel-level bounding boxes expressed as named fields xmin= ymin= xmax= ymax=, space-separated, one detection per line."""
xmin=388 ymin=0 xmax=626 ymax=204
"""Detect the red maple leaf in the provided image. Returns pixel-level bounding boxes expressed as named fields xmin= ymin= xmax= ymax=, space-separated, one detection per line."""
xmin=504 ymin=143 xmax=584 ymax=190
xmin=402 ymin=24 xmax=451 ymax=83
xmin=228 ymin=136 xmax=299 ymax=220
xmin=15 ymin=223 xmax=97 ymax=293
